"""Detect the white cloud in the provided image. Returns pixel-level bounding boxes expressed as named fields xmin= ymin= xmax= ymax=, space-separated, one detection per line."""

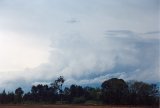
xmin=0 ymin=0 xmax=159 ymax=91
xmin=0 ymin=31 xmax=50 ymax=71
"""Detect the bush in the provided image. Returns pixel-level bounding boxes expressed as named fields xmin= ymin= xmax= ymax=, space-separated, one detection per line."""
xmin=72 ymin=97 xmax=86 ymax=104
xmin=85 ymin=100 xmax=102 ymax=105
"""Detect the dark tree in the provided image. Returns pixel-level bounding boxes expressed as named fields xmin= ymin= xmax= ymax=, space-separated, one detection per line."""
xmin=0 ymin=76 xmax=159 ymax=106
xmin=15 ymin=87 xmax=24 ymax=103
xmin=70 ymin=85 xmax=84 ymax=98
xmin=31 ymin=85 xmax=38 ymax=102
xmin=101 ymin=78 xmax=128 ymax=104
xmin=69 ymin=85 xmax=86 ymax=104
xmin=63 ymin=87 xmax=71 ymax=102
xmin=51 ymin=76 xmax=65 ymax=93
xmin=23 ymin=92 xmax=32 ymax=103
xmin=0 ymin=90 xmax=7 ymax=104
xmin=84 ymin=87 xmax=100 ymax=101
xmin=51 ymin=76 xmax=65 ymax=103
xmin=7 ymin=92 xmax=15 ymax=104
xmin=127 ymin=81 xmax=159 ymax=105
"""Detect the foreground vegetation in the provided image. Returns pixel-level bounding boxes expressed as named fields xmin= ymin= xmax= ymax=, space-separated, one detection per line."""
xmin=0 ymin=105 xmax=155 ymax=108
xmin=0 ymin=77 xmax=159 ymax=106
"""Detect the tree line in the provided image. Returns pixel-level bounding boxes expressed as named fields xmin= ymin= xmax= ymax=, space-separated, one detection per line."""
xmin=0 ymin=76 xmax=159 ymax=106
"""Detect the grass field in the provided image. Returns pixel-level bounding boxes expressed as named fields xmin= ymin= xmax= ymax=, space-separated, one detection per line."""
xmin=0 ymin=105 xmax=157 ymax=108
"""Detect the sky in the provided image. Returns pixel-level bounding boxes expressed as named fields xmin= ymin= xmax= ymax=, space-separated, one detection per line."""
xmin=0 ymin=0 xmax=159 ymax=91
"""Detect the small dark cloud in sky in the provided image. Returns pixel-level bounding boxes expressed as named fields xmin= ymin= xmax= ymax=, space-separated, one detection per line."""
xmin=143 ymin=31 xmax=160 ymax=35
xmin=105 ymin=30 xmax=136 ymax=37
xmin=66 ymin=18 xmax=79 ymax=24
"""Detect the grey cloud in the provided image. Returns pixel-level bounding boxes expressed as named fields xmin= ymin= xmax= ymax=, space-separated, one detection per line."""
xmin=66 ymin=18 xmax=80 ymax=24
xmin=36 ymin=30 xmax=159 ymax=84
xmin=0 ymin=0 xmax=159 ymax=91
xmin=105 ymin=30 xmax=138 ymax=41
xmin=139 ymin=31 xmax=160 ymax=40
xmin=0 ymin=76 xmax=30 ymax=92
xmin=144 ymin=31 xmax=160 ymax=35
xmin=0 ymin=29 xmax=159 ymax=91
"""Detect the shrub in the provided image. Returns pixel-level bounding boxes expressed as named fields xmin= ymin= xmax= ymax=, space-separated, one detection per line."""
xmin=72 ymin=97 xmax=86 ymax=104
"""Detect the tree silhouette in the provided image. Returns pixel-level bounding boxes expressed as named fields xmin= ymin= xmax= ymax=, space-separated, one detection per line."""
xmin=101 ymin=78 xmax=128 ymax=104
xmin=127 ymin=81 xmax=159 ymax=105
xmin=15 ymin=87 xmax=24 ymax=103
xmin=0 ymin=76 xmax=159 ymax=106
xmin=51 ymin=76 xmax=65 ymax=103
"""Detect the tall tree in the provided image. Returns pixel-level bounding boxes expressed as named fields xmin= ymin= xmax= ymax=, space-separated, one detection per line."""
xmin=0 ymin=90 xmax=7 ymax=104
xmin=51 ymin=76 xmax=65 ymax=103
xmin=127 ymin=81 xmax=159 ymax=105
xmin=101 ymin=78 xmax=128 ymax=104
xmin=15 ymin=87 xmax=24 ymax=103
